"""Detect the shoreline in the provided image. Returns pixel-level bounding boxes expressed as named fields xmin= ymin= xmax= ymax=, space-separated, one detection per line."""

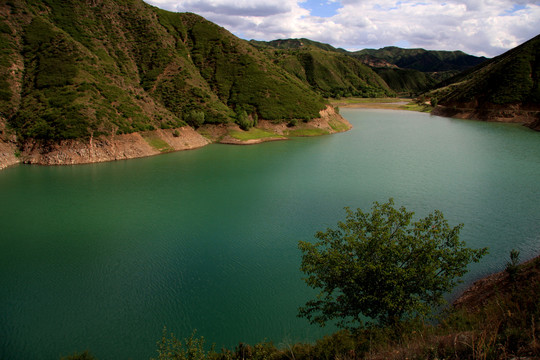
xmin=0 ymin=105 xmax=351 ymax=170
xmin=331 ymin=97 xmax=432 ymax=112
xmin=333 ymin=97 xmax=540 ymax=131
xmin=452 ymin=254 xmax=540 ymax=310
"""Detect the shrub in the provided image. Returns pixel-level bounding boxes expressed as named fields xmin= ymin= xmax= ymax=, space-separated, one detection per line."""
xmin=185 ymin=110 xmax=205 ymax=128
xmin=235 ymin=110 xmax=253 ymax=131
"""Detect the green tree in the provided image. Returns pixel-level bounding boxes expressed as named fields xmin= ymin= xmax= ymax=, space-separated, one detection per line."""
xmin=185 ymin=111 xmax=205 ymax=128
xmin=505 ymin=249 xmax=520 ymax=282
xmin=298 ymin=199 xmax=487 ymax=329
xmin=235 ymin=110 xmax=253 ymax=131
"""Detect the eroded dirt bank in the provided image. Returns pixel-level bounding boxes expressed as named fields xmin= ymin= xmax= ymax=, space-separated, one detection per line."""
xmin=0 ymin=138 xmax=18 ymax=170
xmin=452 ymin=255 xmax=540 ymax=310
xmin=432 ymin=104 xmax=540 ymax=131
xmin=0 ymin=105 xmax=351 ymax=169
xmin=18 ymin=127 xmax=210 ymax=166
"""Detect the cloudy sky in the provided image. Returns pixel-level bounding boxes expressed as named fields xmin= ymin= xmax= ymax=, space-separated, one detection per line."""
xmin=144 ymin=0 xmax=539 ymax=57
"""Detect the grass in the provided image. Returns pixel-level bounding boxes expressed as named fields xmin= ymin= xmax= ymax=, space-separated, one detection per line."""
xmin=328 ymin=118 xmax=350 ymax=132
xmin=330 ymin=97 xmax=436 ymax=114
xmin=330 ymin=97 xmax=408 ymax=105
xmin=286 ymin=128 xmax=329 ymax=137
xmin=401 ymin=102 xmax=433 ymax=112
xmin=228 ymin=128 xmax=283 ymax=141
xmin=142 ymin=134 xmax=174 ymax=152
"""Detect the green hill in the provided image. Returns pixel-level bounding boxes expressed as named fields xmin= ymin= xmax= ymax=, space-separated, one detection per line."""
xmin=429 ymin=34 xmax=540 ymax=130
xmin=251 ymin=40 xmax=394 ymax=98
xmin=372 ymin=67 xmax=440 ymax=95
xmin=0 ymin=0 xmax=327 ymax=143
xmin=250 ymin=38 xmax=345 ymax=53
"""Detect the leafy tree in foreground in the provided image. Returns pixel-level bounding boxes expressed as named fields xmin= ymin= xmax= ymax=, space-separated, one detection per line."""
xmin=298 ymin=199 xmax=488 ymax=329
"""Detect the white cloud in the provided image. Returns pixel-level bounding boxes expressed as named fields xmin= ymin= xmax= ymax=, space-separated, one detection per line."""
xmin=144 ymin=0 xmax=540 ymax=57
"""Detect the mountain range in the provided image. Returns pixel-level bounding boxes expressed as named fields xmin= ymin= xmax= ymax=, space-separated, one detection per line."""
xmin=0 ymin=0 xmax=538 ymax=169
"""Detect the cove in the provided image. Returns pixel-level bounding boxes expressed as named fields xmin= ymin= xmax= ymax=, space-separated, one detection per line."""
xmin=1 ymin=108 xmax=540 ymax=360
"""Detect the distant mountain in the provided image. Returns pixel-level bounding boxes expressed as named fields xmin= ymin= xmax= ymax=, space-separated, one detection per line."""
xmin=250 ymin=38 xmax=346 ymax=53
xmin=252 ymin=40 xmax=394 ymax=98
xmin=430 ymin=34 xmax=540 ymax=130
xmin=354 ymin=47 xmax=487 ymax=72
xmin=253 ymin=39 xmax=488 ymax=95
xmin=0 ymin=0 xmax=328 ymax=144
xmin=350 ymin=47 xmax=486 ymax=95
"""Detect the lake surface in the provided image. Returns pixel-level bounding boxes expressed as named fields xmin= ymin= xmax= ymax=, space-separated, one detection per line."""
xmin=1 ymin=109 xmax=540 ymax=360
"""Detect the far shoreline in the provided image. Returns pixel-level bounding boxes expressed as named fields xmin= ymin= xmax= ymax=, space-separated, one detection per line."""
xmin=330 ymin=97 xmax=433 ymax=112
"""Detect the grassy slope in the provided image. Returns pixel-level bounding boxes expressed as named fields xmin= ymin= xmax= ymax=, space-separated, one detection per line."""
xmin=373 ymin=67 xmax=439 ymax=95
xmin=429 ymin=34 xmax=540 ymax=107
xmin=251 ymin=42 xmax=395 ymax=98
xmin=0 ymin=0 xmax=327 ymax=144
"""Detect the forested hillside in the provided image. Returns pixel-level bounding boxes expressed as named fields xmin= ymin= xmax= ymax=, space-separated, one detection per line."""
xmin=0 ymin=0 xmax=328 ymax=144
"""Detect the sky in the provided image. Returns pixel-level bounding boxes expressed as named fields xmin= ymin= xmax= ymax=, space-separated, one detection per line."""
xmin=144 ymin=0 xmax=540 ymax=57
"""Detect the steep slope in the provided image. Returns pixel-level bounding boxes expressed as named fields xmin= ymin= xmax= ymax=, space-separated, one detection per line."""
xmin=429 ymin=34 xmax=540 ymax=130
xmin=251 ymin=41 xmax=394 ymax=98
xmin=372 ymin=68 xmax=439 ymax=95
xmin=0 ymin=0 xmax=330 ymax=166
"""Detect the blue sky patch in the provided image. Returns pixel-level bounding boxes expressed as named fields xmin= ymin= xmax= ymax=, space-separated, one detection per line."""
xmin=393 ymin=39 xmax=412 ymax=48
xmin=503 ymin=4 xmax=527 ymax=15
xmin=301 ymin=0 xmax=342 ymax=17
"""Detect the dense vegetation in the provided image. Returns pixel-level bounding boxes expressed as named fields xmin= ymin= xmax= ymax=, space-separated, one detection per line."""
xmin=0 ymin=0 xmax=327 ymax=143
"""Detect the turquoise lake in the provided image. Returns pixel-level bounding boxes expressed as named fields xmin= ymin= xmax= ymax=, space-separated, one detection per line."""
xmin=1 ymin=108 xmax=540 ymax=359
